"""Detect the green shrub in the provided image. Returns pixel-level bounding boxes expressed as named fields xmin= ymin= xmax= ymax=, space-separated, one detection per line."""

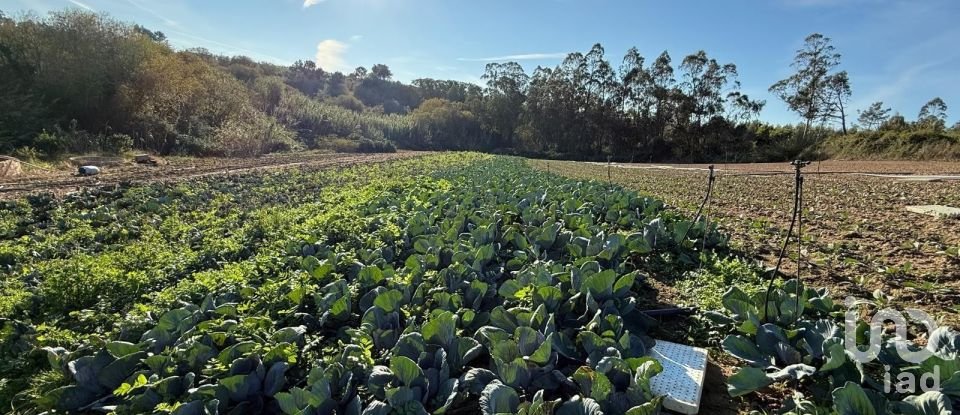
xmin=33 ymin=130 xmax=68 ymax=158
xmin=315 ymin=136 xmax=397 ymax=153
xmin=317 ymin=137 xmax=360 ymax=153
xmin=27 ymin=126 xmax=136 ymax=159
xmin=329 ymin=94 xmax=366 ymax=112
xmin=11 ymin=146 xmax=43 ymax=162
xmin=175 ymin=134 xmax=220 ymax=156
xmin=98 ymin=133 xmax=133 ymax=155
xmin=357 ymin=138 xmax=397 ymax=153
xmin=213 ymin=113 xmax=300 ymax=157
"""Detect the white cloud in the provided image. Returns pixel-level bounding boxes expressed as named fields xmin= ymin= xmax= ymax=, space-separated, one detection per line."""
xmin=350 ymin=34 xmax=363 ymax=42
xmin=67 ymin=0 xmax=94 ymax=11
xmin=303 ymin=0 xmax=327 ymax=8
xmin=457 ymin=52 xmax=568 ymax=62
xmin=316 ymin=39 xmax=348 ymax=71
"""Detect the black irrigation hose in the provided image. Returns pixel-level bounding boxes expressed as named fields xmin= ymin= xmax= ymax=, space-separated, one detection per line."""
xmin=795 ymin=173 xmax=805 ymax=315
xmin=678 ymin=165 xmax=716 ymax=245
xmin=642 ymin=307 xmax=696 ymax=318
xmin=763 ymin=160 xmax=809 ymax=323
xmin=701 ymin=179 xmax=712 ymax=269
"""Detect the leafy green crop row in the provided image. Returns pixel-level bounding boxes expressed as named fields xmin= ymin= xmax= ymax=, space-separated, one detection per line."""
xmin=0 ymin=153 xmax=487 ymax=408
xmin=1 ymin=155 xmax=726 ymax=414
xmin=712 ymin=279 xmax=959 ymax=414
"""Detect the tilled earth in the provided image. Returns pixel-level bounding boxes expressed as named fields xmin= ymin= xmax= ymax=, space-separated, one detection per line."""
xmin=541 ymin=159 xmax=960 ymax=325
xmin=0 ymin=151 xmax=426 ymax=200
xmin=538 ymin=159 xmax=960 ymax=414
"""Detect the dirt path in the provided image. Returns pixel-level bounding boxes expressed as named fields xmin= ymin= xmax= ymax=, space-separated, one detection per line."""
xmin=0 ymin=151 xmax=427 ymax=200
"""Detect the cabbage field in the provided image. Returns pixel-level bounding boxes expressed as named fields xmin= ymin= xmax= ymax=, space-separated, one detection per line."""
xmin=1 ymin=154 xmax=958 ymax=414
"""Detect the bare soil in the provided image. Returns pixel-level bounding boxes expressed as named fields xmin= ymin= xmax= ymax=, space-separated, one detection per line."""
xmin=0 ymin=151 xmax=427 ymax=200
xmin=544 ymin=159 xmax=960 ymax=324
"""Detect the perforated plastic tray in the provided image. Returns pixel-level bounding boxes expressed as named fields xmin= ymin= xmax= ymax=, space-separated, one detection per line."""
xmin=649 ymin=339 xmax=708 ymax=414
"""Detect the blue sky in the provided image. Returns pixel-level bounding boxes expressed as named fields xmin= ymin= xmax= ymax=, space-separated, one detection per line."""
xmin=2 ymin=0 xmax=958 ymax=125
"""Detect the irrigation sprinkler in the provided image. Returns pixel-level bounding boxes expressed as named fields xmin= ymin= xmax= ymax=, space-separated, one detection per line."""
xmin=677 ymin=165 xmax=716 ymax=245
xmin=607 ymin=156 xmax=612 ymax=181
xmin=763 ymin=159 xmax=810 ymax=323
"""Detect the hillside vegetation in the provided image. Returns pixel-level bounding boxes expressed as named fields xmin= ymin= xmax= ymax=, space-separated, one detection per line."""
xmin=823 ymin=128 xmax=960 ymax=160
xmin=2 ymin=9 xmax=958 ymax=163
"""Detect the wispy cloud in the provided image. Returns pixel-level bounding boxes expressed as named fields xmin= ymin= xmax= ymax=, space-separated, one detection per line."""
xmin=166 ymin=29 xmax=288 ymax=64
xmin=777 ymin=0 xmax=883 ymax=7
xmin=67 ymin=0 xmax=94 ymax=11
xmin=457 ymin=52 xmax=568 ymax=62
xmin=303 ymin=0 xmax=327 ymax=8
xmin=316 ymin=39 xmax=348 ymax=71
xmin=853 ymin=60 xmax=947 ymax=114
xmin=125 ymin=0 xmax=178 ymax=27
xmin=123 ymin=0 xmax=287 ymax=64
xmin=350 ymin=34 xmax=363 ymax=42
xmin=387 ymin=56 xmax=416 ymax=64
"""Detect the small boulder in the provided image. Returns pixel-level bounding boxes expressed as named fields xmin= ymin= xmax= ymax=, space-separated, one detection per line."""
xmin=78 ymin=166 xmax=101 ymax=176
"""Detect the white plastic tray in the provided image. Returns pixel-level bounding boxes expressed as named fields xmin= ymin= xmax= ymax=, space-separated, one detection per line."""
xmin=650 ymin=339 xmax=708 ymax=414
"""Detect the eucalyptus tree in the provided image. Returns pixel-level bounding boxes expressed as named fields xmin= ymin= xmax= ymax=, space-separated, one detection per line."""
xmin=619 ymin=47 xmax=650 ymax=114
xmin=769 ymin=33 xmax=842 ymax=138
xmin=352 ymin=66 xmax=368 ymax=79
xmin=724 ymin=91 xmax=767 ymax=124
xmin=618 ymin=47 xmax=656 ymax=155
xmin=370 ymin=63 xmax=392 ymax=81
xmin=584 ymin=44 xmax=617 ymax=102
xmin=412 ymin=78 xmax=481 ymax=103
xmin=480 ymin=62 xmax=529 ymax=148
xmin=823 ymin=71 xmax=852 ymax=134
xmin=517 ymin=67 xmax=558 ymax=151
xmin=917 ymin=97 xmax=948 ymax=130
xmin=583 ymin=44 xmax=619 ymax=153
xmin=550 ymin=54 xmax=591 ymax=153
xmin=856 ymin=101 xmax=890 ymax=130
xmin=679 ymin=50 xmax=739 ymax=126
xmin=649 ymin=51 xmax=677 ymax=138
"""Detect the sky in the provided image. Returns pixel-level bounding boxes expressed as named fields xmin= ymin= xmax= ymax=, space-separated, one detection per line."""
xmin=2 ymin=0 xmax=958 ymax=125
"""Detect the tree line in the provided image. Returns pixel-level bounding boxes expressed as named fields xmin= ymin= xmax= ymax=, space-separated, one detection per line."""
xmin=1 ymin=9 xmax=956 ymax=161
